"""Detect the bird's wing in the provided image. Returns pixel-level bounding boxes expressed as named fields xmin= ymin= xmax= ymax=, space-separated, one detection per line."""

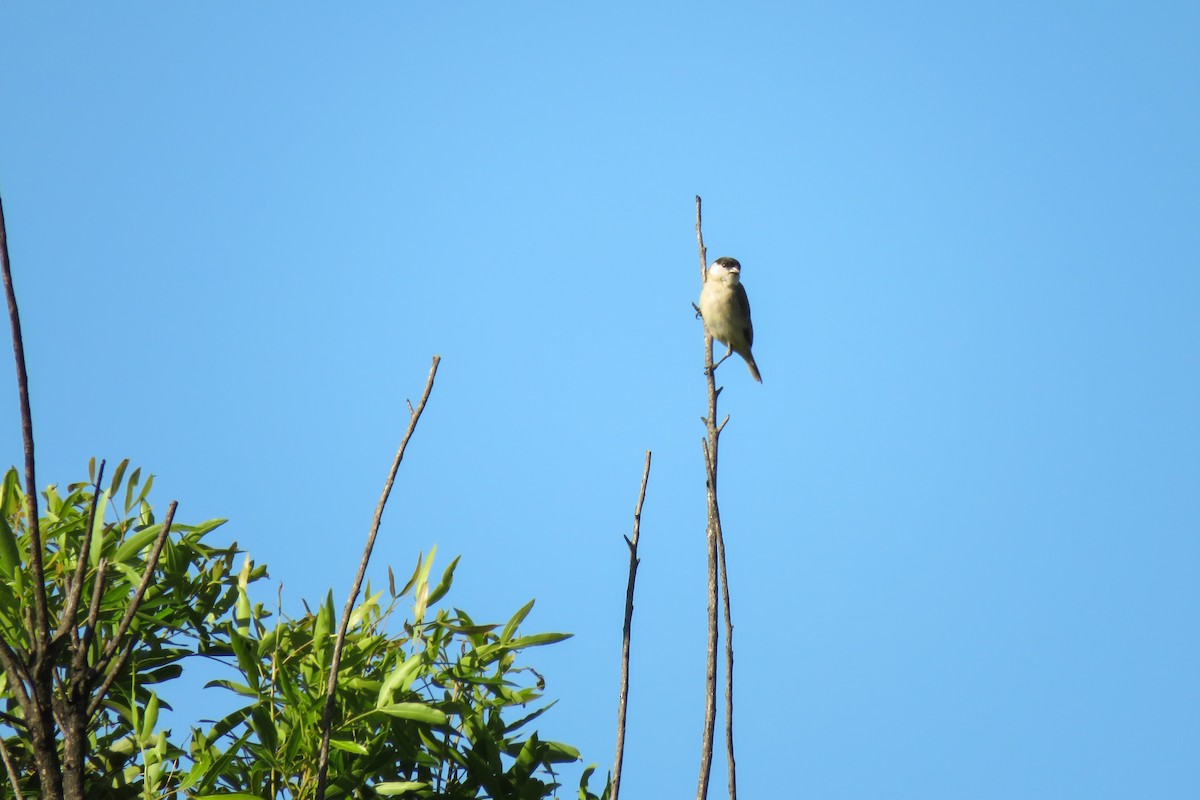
xmin=734 ymin=283 xmax=754 ymax=347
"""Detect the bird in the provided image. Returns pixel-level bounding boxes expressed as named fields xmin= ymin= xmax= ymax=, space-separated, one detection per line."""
xmin=698 ymin=256 xmax=762 ymax=383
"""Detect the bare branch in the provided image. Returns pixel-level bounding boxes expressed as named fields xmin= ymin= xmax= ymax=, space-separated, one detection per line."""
xmin=717 ymin=523 xmax=737 ymax=800
xmin=0 ymin=637 xmax=32 ymax=708
xmin=694 ymin=195 xmax=738 ymax=800
xmin=0 ymin=191 xmax=50 ymax=654
xmin=97 ymin=501 xmax=177 ymax=672
xmin=612 ymin=450 xmax=652 ymax=800
xmin=696 ymin=195 xmax=719 ymax=800
xmin=0 ymin=734 xmax=25 ymax=800
xmin=57 ymin=461 xmax=106 ymax=644
xmin=315 ymin=355 xmax=441 ymax=800
xmin=74 ymin=559 xmax=108 ymax=674
xmin=85 ymin=637 xmax=136 ymax=720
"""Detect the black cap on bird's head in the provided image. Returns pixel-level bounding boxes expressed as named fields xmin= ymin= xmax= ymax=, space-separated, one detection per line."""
xmin=711 ymin=256 xmax=741 ymax=273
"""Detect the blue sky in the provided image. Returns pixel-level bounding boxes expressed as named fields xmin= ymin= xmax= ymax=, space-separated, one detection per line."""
xmin=2 ymin=2 xmax=1198 ymax=797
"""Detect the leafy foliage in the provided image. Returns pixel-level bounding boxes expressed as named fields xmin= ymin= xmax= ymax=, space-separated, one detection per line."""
xmin=0 ymin=465 xmax=596 ymax=799
xmin=0 ymin=460 xmax=247 ymax=797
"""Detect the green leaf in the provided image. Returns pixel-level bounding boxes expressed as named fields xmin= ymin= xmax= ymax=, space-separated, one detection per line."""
xmin=314 ymin=590 xmax=333 ymax=655
xmin=113 ymin=523 xmax=164 ymax=562
xmin=413 ymin=547 xmax=438 ymax=622
xmin=426 ymin=554 xmax=460 ymax=606
xmin=509 ymin=632 xmax=573 ymax=648
xmin=109 ymin=459 xmax=129 ymax=498
xmin=124 ymin=467 xmax=141 ymax=514
xmin=136 ymin=473 xmax=156 ymax=508
xmin=139 ymin=692 xmax=160 ymax=742
xmin=377 ymin=652 xmax=424 ymax=707
xmin=44 ymin=484 xmax=62 ymax=517
xmin=376 ymin=781 xmax=429 ymax=796
xmin=348 ymin=589 xmax=382 ymax=631
xmin=329 ymin=738 xmax=370 ymax=755
xmin=0 ymin=504 xmax=20 ymax=577
xmin=0 ymin=468 xmax=19 ymax=516
xmin=89 ymin=508 xmax=110 ymax=570
xmin=203 ymin=679 xmax=259 ymax=697
xmin=398 ymin=552 xmax=422 ymax=597
xmin=140 ymin=664 xmax=184 ymax=684
xmin=501 ymin=598 xmax=535 ymax=643
xmin=375 ymin=702 xmax=448 ymax=725
xmin=543 ymin=739 xmax=581 ymax=763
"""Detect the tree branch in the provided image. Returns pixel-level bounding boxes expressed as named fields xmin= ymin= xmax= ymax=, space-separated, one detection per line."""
xmin=0 ymin=191 xmax=50 ymax=656
xmin=695 ymin=195 xmax=719 ymax=800
xmin=97 ymin=502 xmax=177 ymax=672
xmin=694 ymin=195 xmax=738 ymax=800
xmin=0 ymin=637 xmax=32 ymax=708
xmin=717 ymin=513 xmax=737 ymax=800
xmin=0 ymin=733 xmax=25 ymax=800
xmin=315 ymin=354 xmax=441 ymax=800
xmin=56 ymin=461 xmax=106 ymax=645
xmin=612 ymin=450 xmax=652 ymax=800
xmin=73 ymin=559 xmax=107 ymax=675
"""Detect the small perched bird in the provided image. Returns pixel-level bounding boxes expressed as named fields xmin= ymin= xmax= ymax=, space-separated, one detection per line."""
xmin=699 ymin=256 xmax=762 ymax=383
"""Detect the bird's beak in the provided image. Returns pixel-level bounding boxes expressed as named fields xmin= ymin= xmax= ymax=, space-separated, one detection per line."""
xmin=729 ymin=266 xmax=740 ymax=275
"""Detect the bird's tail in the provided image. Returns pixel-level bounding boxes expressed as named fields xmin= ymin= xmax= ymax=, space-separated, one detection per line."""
xmin=745 ymin=352 xmax=762 ymax=383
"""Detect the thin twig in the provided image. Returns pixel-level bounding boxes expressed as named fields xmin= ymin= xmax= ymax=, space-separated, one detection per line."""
xmin=74 ymin=559 xmax=108 ymax=674
xmin=694 ymin=195 xmax=738 ymax=800
xmin=612 ymin=450 xmax=652 ymax=800
xmin=57 ymin=461 xmax=106 ymax=644
xmin=717 ymin=520 xmax=737 ymax=800
xmin=0 ymin=192 xmax=49 ymax=655
xmin=97 ymin=502 xmax=177 ymax=668
xmin=0 ymin=638 xmax=31 ymax=707
xmin=86 ymin=637 xmax=136 ymax=720
xmin=315 ymin=355 xmax=441 ymax=800
xmin=695 ymin=195 xmax=720 ymax=800
xmin=0 ymin=734 xmax=25 ymax=800
xmin=86 ymin=502 xmax=177 ymax=719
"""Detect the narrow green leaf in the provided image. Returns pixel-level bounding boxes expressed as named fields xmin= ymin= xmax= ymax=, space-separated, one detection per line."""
xmin=398 ymin=552 xmax=422 ymax=597
xmin=236 ymin=557 xmax=252 ymax=636
xmin=0 ymin=507 xmax=19 ymax=577
xmin=329 ymin=738 xmax=370 ymax=755
xmin=112 ymin=524 xmax=164 ymax=562
xmin=504 ymin=700 xmax=557 ymax=734
xmin=376 ymin=781 xmax=429 ymax=796
xmin=0 ymin=469 xmax=18 ymax=517
xmin=509 ymin=632 xmax=572 ymax=648
xmin=124 ymin=467 xmax=141 ymax=514
xmin=543 ymin=739 xmax=582 ymax=763
xmin=501 ymin=598 xmax=535 ymax=643
xmin=314 ymin=590 xmax=333 ymax=654
xmin=140 ymin=692 xmax=160 ymax=742
xmin=136 ymin=473 xmax=155 ymax=508
xmin=348 ymin=589 xmax=382 ymax=631
xmin=202 ymin=679 xmax=258 ymax=697
xmin=377 ymin=652 xmax=423 ymax=708
xmin=375 ymin=702 xmax=447 ymax=725
xmin=425 ymin=554 xmax=460 ymax=606
xmin=139 ymin=664 xmax=184 ymax=684
xmin=413 ymin=547 xmax=437 ymax=622
xmin=44 ymin=485 xmax=62 ymax=517
xmin=109 ymin=459 xmax=129 ymax=498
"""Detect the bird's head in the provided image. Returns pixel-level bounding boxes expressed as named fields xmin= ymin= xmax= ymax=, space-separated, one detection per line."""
xmin=708 ymin=256 xmax=742 ymax=284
